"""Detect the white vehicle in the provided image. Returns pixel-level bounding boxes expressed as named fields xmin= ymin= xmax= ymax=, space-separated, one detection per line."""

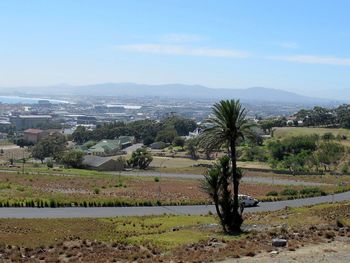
xmin=238 ymin=194 xmax=259 ymax=207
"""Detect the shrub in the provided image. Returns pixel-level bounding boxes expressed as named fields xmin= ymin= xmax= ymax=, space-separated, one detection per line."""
xmin=46 ymin=159 xmax=54 ymax=168
xmin=322 ymin=132 xmax=335 ymax=141
xmin=154 ymin=176 xmax=160 ymax=182
xmin=266 ymin=191 xmax=278 ymax=196
xmin=336 ymin=217 xmax=347 ymax=228
xmin=16 ymin=186 xmax=25 ymax=192
xmin=341 ymin=164 xmax=349 ymax=174
xmin=280 ymin=188 xmax=298 ymax=196
xmin=93 ymin=188 xmax=100 ymax=194
xmin=128 ymin=148 xmax=153 ymax=169
xmin=299 ymin=187 xmax=323 ymax=196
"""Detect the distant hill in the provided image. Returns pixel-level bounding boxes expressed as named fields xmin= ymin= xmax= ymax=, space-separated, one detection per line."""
xmin=0 ymin=83 xmax=342 ymax=105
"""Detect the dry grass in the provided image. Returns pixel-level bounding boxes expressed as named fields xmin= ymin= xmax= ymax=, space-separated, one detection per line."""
xmin=273 ymin=127 xmax=350 ymax=141
xmin=0 ymin=202 xmax=348 ymax=262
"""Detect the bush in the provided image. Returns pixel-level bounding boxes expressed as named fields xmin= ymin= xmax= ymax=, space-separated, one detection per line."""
xmin=154 ymin=176 xmax=160 ymax=182
xmin=341 ymin=164 xmax=349 ymax=174
xmin=336 ymin=217 xmax=347 ymax=228
xmin=280 ymin=188 xmax=298 ymax=196
xmin=266 ymin=191 xmax=278 ymax=196
xmin=93 ymin=188 xmax=100 ymax=194
xmin=322 ymin=132 xmax=335 ymax=141
xmin=299 ymin=187 xmax=326 ymax=196
xmin=16 ymin=186 xmax=25 ymax=192
xmin=60 ymin=150 xmax=84 ymax=168
xmin=46 ymin=159 xmax=54 ymax=168
xmin=128 ymin=148 xmax=153 ymax=169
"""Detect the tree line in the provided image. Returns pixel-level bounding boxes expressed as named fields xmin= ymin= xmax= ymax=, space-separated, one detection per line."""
xmin=259 ymin=104 xmax=350 ymax=132
xmin=72 ymin=116 xmax=197 ymax=145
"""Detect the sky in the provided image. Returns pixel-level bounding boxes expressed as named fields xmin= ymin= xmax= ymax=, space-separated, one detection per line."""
xmin=0 ymin=0 xmax=349 ymax=98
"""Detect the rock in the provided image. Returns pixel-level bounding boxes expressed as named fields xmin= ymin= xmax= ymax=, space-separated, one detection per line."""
xmin=269 ymin=250 xmax=279 ymax=255
xmin=272 ymin=238 xmax=287 ymax=247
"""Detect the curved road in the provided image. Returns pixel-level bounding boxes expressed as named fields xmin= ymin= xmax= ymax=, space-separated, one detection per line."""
xmin=119 ymin=171 xmax=329 ymax=186
xmin=0 ymin=190 xmax=349 ymax=218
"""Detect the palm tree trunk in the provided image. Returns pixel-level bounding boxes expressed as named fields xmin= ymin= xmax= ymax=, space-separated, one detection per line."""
xmin=230 ymin=140 xmax=239 ymax=212
xmin=213 ymin=196 xmax=227 ymax=233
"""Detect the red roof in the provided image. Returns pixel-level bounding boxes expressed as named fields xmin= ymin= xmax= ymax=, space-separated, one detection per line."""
xmin=23 ymin=129 xmax=44 ymax=134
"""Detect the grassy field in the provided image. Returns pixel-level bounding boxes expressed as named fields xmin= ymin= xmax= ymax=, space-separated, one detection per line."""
xmin=0 ymin=166 xmax=348 ymax=207
xmin=0 ymin=170 xmax=208 ymax=206
xmin=0 ymin=215 xmax=217 ymax=249
xmin=0 ymin=202 xmax=348 ymax=262
xmin=273 ymin=127 xmax=350 ymax=140
xmin=150 ymin=156 xmax=212 ymax=168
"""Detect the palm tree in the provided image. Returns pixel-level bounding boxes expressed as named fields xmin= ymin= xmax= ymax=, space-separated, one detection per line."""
xmin=200 ymin=99 xmax=252 ymax=231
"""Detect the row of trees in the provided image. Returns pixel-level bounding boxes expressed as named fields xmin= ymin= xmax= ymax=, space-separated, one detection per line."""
xmin=72 ymin=116 xmax=197 ymax=146
xmin=295 ymin=104 xmax=350 ymax=128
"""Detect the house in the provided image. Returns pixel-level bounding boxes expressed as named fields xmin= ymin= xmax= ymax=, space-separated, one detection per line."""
xmin=87 ymin=139 xmax=123 ymax=156
xmin=23 ymin=129 xmax=46 ymax=144
xmin=118 ymin=136 xmax=135 ymax=148
xmin=82 ymin=155 xmax=124 ymax=171
xmin=187 ymin=128 xmax=202 ymax=139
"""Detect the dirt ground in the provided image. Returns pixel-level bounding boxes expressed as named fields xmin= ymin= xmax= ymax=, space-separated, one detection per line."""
xmin=220 ymin=239 xmax=350 ymax=263
xmin=0 ymin=202 xmax=348 ymax=262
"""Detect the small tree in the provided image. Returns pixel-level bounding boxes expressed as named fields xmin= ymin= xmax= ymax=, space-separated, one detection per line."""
xmin=128 ymin=148 xmax=153 ymax=169
xmin=202 ymin=156 xmax=244 ymax=233
xmin=186 ymin=138 xmax=198 ymax=159
xmin=316 ymin=142 xmax=344 ymax=171
xmin=31 ymin=135 xmax=66 ymax=163
xmin=61 ymin=150 xmax=84 ymax=168
xmin=173 ymin=136 xmax=185 ymax=149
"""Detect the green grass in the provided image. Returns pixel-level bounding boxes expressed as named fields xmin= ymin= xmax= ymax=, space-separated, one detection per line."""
xmin=101 ymin=215 xmax=219 ymax=249
xmin=0 ymin=215 xmax=218 ymax=249
xmin=273 ymin=127 xmax=350 ymax=140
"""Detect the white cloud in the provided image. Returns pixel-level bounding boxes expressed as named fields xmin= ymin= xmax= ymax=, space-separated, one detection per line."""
xmin=161 ymin=34 xmax=204 ymax=43
xmin=116 ymin=44 xmax=251 ymax=58
xmin=267 ymin=55 xmax=350 ymax=66
xmin=276 ymin=42 xmax=299 ymax=49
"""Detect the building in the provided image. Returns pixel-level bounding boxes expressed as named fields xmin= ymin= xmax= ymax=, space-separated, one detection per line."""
xmin=23 ymin=129 xmax=45 ymax=144
xmin=118 ymin=136 xmax=135 ymax=148
xmin=77 ymin=116 xmax=97 ymax=125
xmin=87 ymin=139 xmax=123 ymax=156
xmin=82 ymin=155 xmax=124 ymax=171
xmin=10 ymin=115 xmax=52 ymax=130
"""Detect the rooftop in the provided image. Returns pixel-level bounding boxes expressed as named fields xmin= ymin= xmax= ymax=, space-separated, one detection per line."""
xmin=82 ymin=155 xmax=114 ymax=167
xmin=24 ymin=128 xmax=44 ymax=134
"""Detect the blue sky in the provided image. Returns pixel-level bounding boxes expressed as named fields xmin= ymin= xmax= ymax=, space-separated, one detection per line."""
xmin=0 ymin=0 xmax=349 ymax=98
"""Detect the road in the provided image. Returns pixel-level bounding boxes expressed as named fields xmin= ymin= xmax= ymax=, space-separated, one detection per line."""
xmin=119 ymin=171 xmax=328 ymax=186
xmin=0 ymin=190 xmax=348 ymax=218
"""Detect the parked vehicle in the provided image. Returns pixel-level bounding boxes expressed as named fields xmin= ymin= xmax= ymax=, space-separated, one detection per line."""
xmin=238 ymin=194 xmax=259 ymax=207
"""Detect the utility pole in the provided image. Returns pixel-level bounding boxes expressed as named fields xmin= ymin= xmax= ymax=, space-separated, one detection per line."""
xmin=158 ymin=158 xmax=168 ymax=202
xmin=22 ymin=150 xmax=25 ymax=174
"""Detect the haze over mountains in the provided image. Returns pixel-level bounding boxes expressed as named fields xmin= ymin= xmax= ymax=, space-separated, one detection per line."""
xmin=0 ymin=83 xmax=343 ymax=105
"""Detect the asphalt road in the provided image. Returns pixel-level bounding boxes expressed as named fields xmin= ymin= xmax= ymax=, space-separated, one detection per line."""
xmin=0 ymin=190 xmax=348 ymax=218
xmin=120 ymin=171 xmax=328 ymax=186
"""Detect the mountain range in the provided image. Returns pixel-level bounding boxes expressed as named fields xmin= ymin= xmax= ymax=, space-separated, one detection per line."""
xmin=0 ymin=83 xmax=343 ymax=105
